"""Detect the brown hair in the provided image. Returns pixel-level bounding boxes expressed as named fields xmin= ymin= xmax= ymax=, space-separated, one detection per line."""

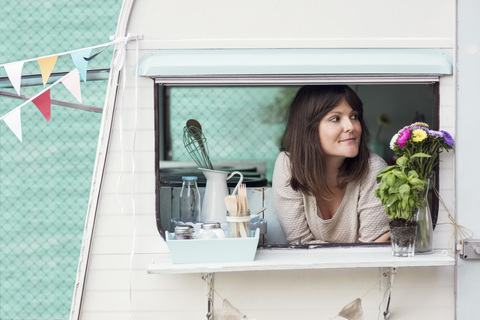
xmin=280 ymin=85 xmax=371 ymax=199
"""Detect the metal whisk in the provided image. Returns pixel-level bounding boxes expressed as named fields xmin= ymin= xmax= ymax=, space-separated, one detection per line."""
xmin=183 ymin=120 xmax=214 ymax=170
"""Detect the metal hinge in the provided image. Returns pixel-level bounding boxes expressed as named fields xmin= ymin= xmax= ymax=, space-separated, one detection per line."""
xmin=459 ymin=240 xmax=480 ymax=260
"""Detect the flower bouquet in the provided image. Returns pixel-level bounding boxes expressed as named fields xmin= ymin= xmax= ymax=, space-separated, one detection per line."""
xmin=389 ymin=122 xmax=454 ymax=180
xmin=376 ymin=122 xmax=454 ymax=256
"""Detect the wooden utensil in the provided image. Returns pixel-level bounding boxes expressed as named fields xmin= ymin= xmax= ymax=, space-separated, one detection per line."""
xmin=225 ymin=195 xmax=239 ymax=237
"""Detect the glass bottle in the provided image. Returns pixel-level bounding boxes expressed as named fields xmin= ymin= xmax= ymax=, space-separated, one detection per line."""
xmin=179 ymin=176 xmax=201 ymax=223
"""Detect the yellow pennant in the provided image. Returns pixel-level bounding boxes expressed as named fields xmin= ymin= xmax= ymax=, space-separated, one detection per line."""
xmin=37 ymin=56 xmax=58 ymax=87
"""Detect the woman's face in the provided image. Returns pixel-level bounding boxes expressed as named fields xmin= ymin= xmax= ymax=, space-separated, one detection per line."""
xmin=318 ymin=98 xmax=362 ymax=161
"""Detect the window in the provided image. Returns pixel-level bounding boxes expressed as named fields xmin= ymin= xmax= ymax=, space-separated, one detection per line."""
xmin=156 ymin=83 xmax=439 ymax=245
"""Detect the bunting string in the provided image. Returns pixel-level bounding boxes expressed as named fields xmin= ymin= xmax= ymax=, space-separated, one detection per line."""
xmin=0 ymin=35 xmax=139 ymax=142
xmin=0 ymin=70 xmax=76 ymax=122
xmin=0 ymin=89 xmax=102 ymax=114
xmin=0 ymin=40 xmax=121 ymax=69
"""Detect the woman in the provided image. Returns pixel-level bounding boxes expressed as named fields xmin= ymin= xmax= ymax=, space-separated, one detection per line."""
xmin=272 ymin=85 xmax=390 ymax=245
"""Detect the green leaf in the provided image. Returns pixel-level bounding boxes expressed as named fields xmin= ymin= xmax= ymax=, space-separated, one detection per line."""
xmin=396 ymin=155 xmax=408 ymax=167
xmin=408 ymin=170 xmax=420 ymax=179
xmin=411 ymin=152 xmax=431 ymax=159
xmin=409 ymin=198 xmax=415 ymax=208
xmin=377 ymin=165 xmax=396 ymax=176
xmin=411 ymin=178 xmax=425 ymax=186
xmin=386 ymin=195 xmax=397 ymax=207
xmin=386 ymin=173 xmax=396 ymax=187
xmin=399 ymin=184 xmax=411 ymax=195
xmin=393 ymin=170 xmax=408 ymax=180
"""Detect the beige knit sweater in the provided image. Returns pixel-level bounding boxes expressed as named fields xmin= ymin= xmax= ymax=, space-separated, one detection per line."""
xmin=272 ymin=151 xmax=390 ymax=245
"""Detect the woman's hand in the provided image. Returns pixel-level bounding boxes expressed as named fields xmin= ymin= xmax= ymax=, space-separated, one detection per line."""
xmin=374 ymin=231 xmax=391 ymax=243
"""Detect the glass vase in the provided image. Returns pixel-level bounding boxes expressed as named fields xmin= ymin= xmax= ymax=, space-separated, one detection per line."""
xmin=390 ymin=220 xmax=416 ymax=257
xmin=415 ymin=179 xmax=434 ymax=254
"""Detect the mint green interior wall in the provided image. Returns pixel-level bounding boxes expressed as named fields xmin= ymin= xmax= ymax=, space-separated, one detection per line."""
xmin=168 ymin=84 xmax=435 ymax=182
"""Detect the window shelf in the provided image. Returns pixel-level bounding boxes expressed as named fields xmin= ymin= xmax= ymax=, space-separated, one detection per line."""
xmin=147 ymin=246 xmax=455 ymax=274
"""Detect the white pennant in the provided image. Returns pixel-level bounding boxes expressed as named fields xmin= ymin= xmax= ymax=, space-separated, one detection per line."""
xmin=4 ymin=61 xmax=24 ymax=96
xmin=61 ymin=69 xmax=82 ymax=103
xmin=3 ymin=108 xmax=23 ymax=142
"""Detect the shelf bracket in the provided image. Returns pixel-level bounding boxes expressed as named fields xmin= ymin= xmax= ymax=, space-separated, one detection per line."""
xmin=380 ymin=267 xmax=396 ymax=320
xmin=202 ymin=273 xmax=214 ymax=320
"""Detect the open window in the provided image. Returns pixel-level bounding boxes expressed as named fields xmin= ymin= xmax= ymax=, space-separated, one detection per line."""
xmin=138 ymin=48 xmax=452 ymax=247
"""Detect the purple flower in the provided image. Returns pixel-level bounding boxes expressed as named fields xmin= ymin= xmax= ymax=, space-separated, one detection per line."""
xmin=410 ymin=126 xmax=430 ymax=131
xmin=409 ymin=122 xmax=429 ymax=129
xmin=386 ymin=122 xmax=454 ymax=181
xmin=397 ymin=129 xmax=411 ymax=147
xmin=428 ymin=130 xmax=444 ymax=138
xmin=440 ymin=130 xmax=455 ymax=147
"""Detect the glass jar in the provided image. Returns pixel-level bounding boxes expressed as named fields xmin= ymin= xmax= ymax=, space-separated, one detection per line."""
xmin=226 ymin=211 xmax=251 ymax=238
xmin=174 ymin=225 xmax=195 ymax=240
xmin=197 ymin=222 xmax=226 ymax=239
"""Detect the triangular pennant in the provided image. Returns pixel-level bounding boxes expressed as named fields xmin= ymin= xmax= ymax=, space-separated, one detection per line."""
xmin=338 ymin=298 xmax=364 ymax=320
xmin=4 ymin=61 xmax=24 ymax=96
xmin=70 ymin=48 xmax=92 ymax=83
xmin=32 ymin=89 xmax=51 ymax=122
xmin=37 ymin=56 xmax=58 ymax=87
xmin=3 ymin=108 xmax=23 ymax=142
xmin=61 ymin=70 xmax=82 ymax=103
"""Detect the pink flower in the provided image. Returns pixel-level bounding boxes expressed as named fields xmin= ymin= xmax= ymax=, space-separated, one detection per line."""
xmin=397 ymin=129 xmax=411 ymax=147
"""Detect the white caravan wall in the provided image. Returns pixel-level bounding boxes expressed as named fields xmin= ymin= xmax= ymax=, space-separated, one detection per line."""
xmin=456 ymin=1 xmax=480 ymax=319
xmin=130 ymin=0 xmax=454 ymax=49
xmin=74 ymin=1 xmax=457 ymax=319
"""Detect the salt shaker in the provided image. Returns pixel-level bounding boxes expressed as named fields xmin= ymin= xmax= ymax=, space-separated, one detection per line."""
xmin=197 ymin=222 xmax=226 ymax=239
xmin=174 ymin=225 xmax=195 ymax=240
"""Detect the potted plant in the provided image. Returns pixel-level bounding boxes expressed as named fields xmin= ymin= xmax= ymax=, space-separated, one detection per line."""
xmin=388 ymin=122 xmax=454 ymax=253
xmin=375 ymin=154 xmax=428 ymax=256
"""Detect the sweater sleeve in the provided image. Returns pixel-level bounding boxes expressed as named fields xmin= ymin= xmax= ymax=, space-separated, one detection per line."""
xmin=272 ymin=152 xmax=317 ymax=245
xmin=357 ymin=153 xmax=391 ymax=242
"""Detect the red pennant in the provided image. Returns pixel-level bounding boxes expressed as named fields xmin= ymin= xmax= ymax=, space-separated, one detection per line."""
xmin=32 ymin=89 xmax=51 ymax=122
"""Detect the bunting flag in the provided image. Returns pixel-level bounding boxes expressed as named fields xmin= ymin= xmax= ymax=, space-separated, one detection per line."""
xmin=3 ymin=108 xmax=23 ymax=142
xmin=4 ymin=61 xmax=24 ymax=96
xmin=0 ymin=36 xmax=137 ymax=142
xmin=32 ymin=89 xmax=51 ymax=122
xmin=37 ymin=55 xmax=58 ymax=87
xmin=61 ymin=69 xmax=82 ymax=103
xmin=70 ymin=48 xmax=92 ymax=83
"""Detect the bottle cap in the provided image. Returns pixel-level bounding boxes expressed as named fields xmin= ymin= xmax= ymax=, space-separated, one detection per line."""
xmin=175 ymin=225 xmax=194 ymax=234
xmin=182 ymin=176 xmax=198 ymax=181
xmin=201 ymin=222 xmax=221 ymax=229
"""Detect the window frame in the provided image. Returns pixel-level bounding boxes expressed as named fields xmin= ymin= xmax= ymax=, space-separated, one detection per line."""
xmin=155 ymin=79 xmax=440 ymax=247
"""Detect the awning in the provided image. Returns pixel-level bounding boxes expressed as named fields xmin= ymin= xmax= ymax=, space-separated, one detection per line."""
xmin=137 ymin=48 xmax=452 ymax=85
